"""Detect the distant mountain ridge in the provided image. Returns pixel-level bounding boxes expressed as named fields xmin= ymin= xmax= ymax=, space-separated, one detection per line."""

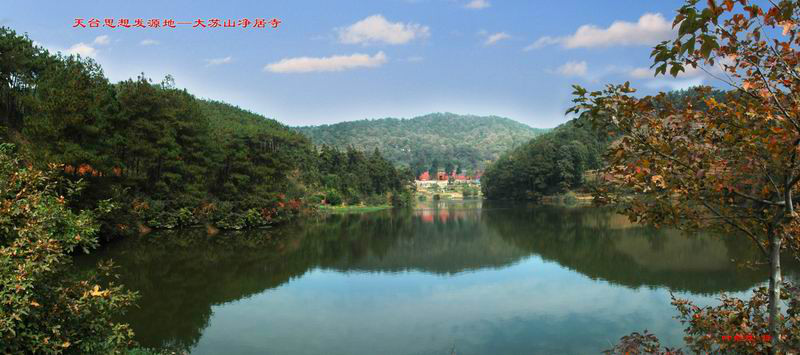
xmin=295 ymin=113 xmax=549 ymax=173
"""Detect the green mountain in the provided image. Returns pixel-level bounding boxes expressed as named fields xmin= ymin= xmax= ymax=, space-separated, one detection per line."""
xmin=295 ymin=113 xmax=549 ymax=175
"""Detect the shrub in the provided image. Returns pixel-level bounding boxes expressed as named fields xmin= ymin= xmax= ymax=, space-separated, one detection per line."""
xmin=345 ymin=193 xmax=361 ymax=206
xmin=243 ymin=208 xmax=266 ymax=228
xmin=307 ymin=194 xmax=324 ymax=204
xmin=365 ymin=194 xmax=386 ymax=206
xmin=391 ymin=190 xmax=413 ymax=207
xmin=325 ymin=190 xmax=343 ymax=206
xmin=0 ymin=144 xmax=137 ymax=355
xmin=215 ymin=211 xmax=246 ymax=230
xmin=562 ymin=191 xmax=578 ymax=205
xmin=175 ymin=207 xmax=197 ymax=226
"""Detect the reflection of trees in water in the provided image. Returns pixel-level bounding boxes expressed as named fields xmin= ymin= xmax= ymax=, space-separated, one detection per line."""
xmin=482 ymin=204 xmax=797 ymax=295
xmin=76 ymin=202 xmax=795 ymax=351
xmin=317 ymin=207 xmax=527 ymax=274
xmin=77 ymin=228 xmax=321 ymax=351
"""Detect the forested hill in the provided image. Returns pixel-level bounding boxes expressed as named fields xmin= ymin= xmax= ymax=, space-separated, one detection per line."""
xmin=295 ymin=113 xmax=549 ymax=174
xmin=481 ymin=118 xmax=609 ymax=200
xmin=480 ymin=87 xmax=726 ymax=201
xmin=0 ymin=26 xmax=413 ymax=232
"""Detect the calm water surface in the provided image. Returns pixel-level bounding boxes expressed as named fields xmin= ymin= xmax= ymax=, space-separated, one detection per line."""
xmin=77 ymin=201 xmax=792 ymax=355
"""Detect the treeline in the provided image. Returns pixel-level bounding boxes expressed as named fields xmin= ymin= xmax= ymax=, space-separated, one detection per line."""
xmin=480 ymin=87 xmax=727 ymax=201
xmin=296 ymin=112 xmax=548 ymax=174
xmin=316 ymin=145 xmax=414 ymax=206
xmin=0 ymin=27 xmax=411 ymax=232
xmin=481 ymin=119 xmax=608 ymax=200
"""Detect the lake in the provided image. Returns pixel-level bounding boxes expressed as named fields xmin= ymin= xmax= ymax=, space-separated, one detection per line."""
xmin=76 ymin=200 xmax=791 ymax=355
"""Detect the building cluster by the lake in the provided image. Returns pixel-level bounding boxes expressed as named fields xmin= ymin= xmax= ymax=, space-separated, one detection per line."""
xmin=417 ymin=170 xmax=481 ymax=182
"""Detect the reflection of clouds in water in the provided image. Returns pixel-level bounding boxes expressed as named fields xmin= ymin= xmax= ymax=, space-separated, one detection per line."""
xmin=79 ymin=203 xmax=780 ymax=354
xmin=191 ymin=257 xmax=753 ymax=355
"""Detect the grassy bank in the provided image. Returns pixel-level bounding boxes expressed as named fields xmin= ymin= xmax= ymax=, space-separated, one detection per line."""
xmin=540 ymin=191 xmax=594 ymax=204
xmin=317 ymin=204 xmax=393 ymax=213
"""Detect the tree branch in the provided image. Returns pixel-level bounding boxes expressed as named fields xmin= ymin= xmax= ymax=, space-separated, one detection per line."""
xmin=700 ymin=199 xmax=769 ymax=257
xmin=731 ymin=189 xmax=785 ymax=206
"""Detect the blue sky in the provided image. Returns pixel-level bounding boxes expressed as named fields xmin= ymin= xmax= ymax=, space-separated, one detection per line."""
xmin=2 ymin=0 xmax=712 ymax=128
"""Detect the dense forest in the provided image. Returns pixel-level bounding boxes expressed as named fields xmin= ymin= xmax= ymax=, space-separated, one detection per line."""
xmin=480 ymin=118 xmax=609 ymax=200
xmin=295 ymin=113 xmax=548 ymax=176
xmin=480 ymin=87 xmax=727 ymax=200
xmin=0 ymin=27 xmax=412 ymax=233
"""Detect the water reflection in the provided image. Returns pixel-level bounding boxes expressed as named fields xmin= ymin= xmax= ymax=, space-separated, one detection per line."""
xmin=76 ymin=201 xmax=794 ymax=354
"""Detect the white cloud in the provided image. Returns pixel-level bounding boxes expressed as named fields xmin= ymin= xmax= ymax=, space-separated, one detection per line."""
xmin=629 ymin=67 xmax=654 ymax=79
xmin=629 ymin=64 xmax=709 ymax=90
xmin=465 ymin=0 xmax=490 ymax=9
xmin=92 ymin=35 xmax=110 ymax=45
xmin=338 ymin=15 xmax=430 ymax=45
xmin=140 ymin=39 xmax=159 ymax=46
xmin=484 ymin=32 xmax=510 ymax=45
xmin=629 ymin=65 xmax=704 ymax=79
xmin=524 ymin=36 xmax=560 ymax=51
xmin=555 ymin=61 xmax=588 ymax=77
xmin=265 ymin=52 xmax=388 ymax=74
xmin=645 ymin=77 xmax=705 ymax=91
xmin=527 ymin=13 xmax=674 ymax=50
xmin=62 ymin=35 xmax=111 ymax=58
xmin=67 ymin=42 xmax=97 ymax=58
xmin=206 ymin=56 xmax=233 ymax=67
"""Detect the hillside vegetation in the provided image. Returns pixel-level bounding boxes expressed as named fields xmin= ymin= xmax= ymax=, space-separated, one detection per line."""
xmin=295 ymin=113 xmax=548 ymax=175
xmin=481 ymin=119 xmax=608 ymax=200
xmin=480 ymin=88 xmax=727 ymax=201
xmin=0 ymin=27 xmax=411 ymax=232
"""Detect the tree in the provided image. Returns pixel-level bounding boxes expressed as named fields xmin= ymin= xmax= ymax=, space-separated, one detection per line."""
xmin=0 ymin=27 xmax=52 ymax=133
xmin=0 ymin=27 xmax=411 ymax=232
xmin=445 ymin=161 xmax=455 ymax=175
xmin=0 ymin=144 xmax=137 ymax=354
xmin=568 ymin=1 xmax=800 ymax=352
xmin=295 ymin=113 xmax=546 ymax=172
xmin=429 ymin=159 xmax=440 ymax=177
xmin=22 ymin=55 xmax=118 ymax=171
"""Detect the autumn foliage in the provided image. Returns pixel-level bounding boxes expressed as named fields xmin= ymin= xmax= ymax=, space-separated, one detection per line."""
xmin=569 ymin=0 xmax=800 ymax=353
xmin=0 ymin=144 xmax=137 ymax=354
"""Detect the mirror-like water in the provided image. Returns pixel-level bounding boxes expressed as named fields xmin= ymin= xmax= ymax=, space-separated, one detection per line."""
xmin=77 ymin=201 xmax=792 ymax=355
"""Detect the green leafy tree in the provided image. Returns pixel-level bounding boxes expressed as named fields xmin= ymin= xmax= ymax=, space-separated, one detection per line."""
xmin=325 ymin=190 xmax=342 ymax=206
xmin=0 ymin=27 xmax=53 ymax=133
xmin=429 ymin=159 xmax=440 ymax=178
xmin=444 ymin=161 xmax=454 ymax=175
